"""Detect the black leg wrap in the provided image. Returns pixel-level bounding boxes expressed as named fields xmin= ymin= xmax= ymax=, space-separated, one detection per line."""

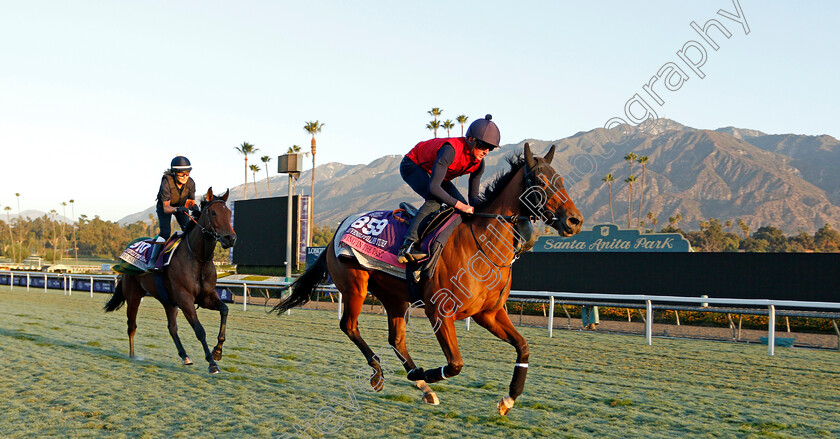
xmin=407 ymin=367 xmax=425 ymax=381
xmin=509 ymin=365 xmax=528 ymax=399
xmin=423 ymin=366 xmax=446 ymax=384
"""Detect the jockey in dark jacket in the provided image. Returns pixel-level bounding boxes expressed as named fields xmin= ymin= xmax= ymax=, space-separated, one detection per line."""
xmin=398 ymin=114 xmax=501 ymax=263
xmin=156 ymin=156 xmax=199 ymax=240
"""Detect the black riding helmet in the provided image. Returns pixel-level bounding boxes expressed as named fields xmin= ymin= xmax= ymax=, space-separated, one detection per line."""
xmin=465 ymin=114 xmax=501 ymax=150
xmin=170 ymin=156 xmax=192 ymax=173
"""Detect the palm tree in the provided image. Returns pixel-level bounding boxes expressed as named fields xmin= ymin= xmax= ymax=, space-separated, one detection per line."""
xmin=456 ymin=115 xmax=469 ymax=136
xmin=601 ymin=174 xmax=616 ymax=224
xmin=304 ymin=121 xmax=325 ymax=246
xmin=15 ymin=192 xmax=20 ymax=262
xmin=426 ymin=120 xmax=442 ymax=138
xmin=60 ymin=202 xmax=67 ymax=262
xmin=287 ymin=145 xmax=301 ymax=153
xmin=260 ymin=156 xmax=273 ymax=196
xmin=4 ymin=206 xmax=13 ymax=262
xmin=249 ymin=164 xmax=260 ymax=196
xmin=427 ymin=107 xmax=442 ymax=123
xmin=69 ymin=199 xmax=77 ymax=261
xmin=624 ymin=175 xmax=637 ymax=228
xmin=442 ymin=119 xmax=455 ymax=137
xmin=235 ymin=142 xmax=259 ymax=200
xmin=646 ymin=211 xmax=655 ymax=232
xmin=636 ymin=156 xmax=649 ymax=227
xmin=623 ymin=153 xmax=637 ymax=224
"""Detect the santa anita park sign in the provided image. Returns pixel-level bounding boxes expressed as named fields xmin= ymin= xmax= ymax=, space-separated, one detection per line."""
xmin=533 ymin=223 xmax=691 ymax=252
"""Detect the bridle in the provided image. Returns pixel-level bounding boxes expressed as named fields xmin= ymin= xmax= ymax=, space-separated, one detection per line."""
xmin=468 ymin=161 xmax=562 ymax=268
xmin=184 ymin=198 xmax=228 ymax=263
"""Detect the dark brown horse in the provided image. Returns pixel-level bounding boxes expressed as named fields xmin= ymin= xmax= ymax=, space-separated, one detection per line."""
xmin=273 ymin=144 xmax=583 ymax=414
xmin=105 ymin=188 xmax=237 ymax=373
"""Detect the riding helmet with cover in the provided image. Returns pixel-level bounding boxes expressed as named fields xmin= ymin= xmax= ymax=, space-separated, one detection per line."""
xmin=170 ymin=156 xmax=192 ymax=173
xmin=465 ymin=114 xmax=501 ymax=150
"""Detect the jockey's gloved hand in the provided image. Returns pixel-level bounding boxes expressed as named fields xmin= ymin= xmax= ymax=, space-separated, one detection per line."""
xmin=176 ymin=206 xmax=190 ymax=216
xmin=190 ymin=205 xmax=201 ymax=216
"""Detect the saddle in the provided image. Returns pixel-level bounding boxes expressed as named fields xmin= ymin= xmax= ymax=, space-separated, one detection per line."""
xmin=112 ymin=233 xmax=184 ymax=275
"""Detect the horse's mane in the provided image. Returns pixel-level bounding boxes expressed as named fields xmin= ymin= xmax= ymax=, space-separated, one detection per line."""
xmin=473 ymin=152 xmax=526 ymax=212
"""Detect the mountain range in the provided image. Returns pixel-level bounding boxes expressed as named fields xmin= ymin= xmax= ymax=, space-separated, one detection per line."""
xmin=119 ymin=119 xmax=840 ymax=235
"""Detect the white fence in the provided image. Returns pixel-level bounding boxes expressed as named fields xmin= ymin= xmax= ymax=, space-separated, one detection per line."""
xmin=3 ymin=270 xmax=839 ymax=356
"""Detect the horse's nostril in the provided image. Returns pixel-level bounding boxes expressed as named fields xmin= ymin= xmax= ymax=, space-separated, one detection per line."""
xmin=568 ymin=217 xmax=581 ymax=226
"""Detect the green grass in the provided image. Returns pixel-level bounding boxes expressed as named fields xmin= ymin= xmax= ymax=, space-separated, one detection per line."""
xmin=1 ymin=286 xmax=839 ymax=438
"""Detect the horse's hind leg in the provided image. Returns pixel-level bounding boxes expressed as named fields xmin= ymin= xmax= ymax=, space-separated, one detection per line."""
xmin=180 ymin=301 xmax=220 ymax=374
xmin=122 ymin=276 xmax=142 ymax=358
xmin=472 ymin=309 xmax=529 ymax=416
xmin=126 ymin=294 xmax=141 ymax=358
xmin=164 ymin=305 xmax=192 ymax=365
xmin=335 ymin=268 xmax=384 ymax=391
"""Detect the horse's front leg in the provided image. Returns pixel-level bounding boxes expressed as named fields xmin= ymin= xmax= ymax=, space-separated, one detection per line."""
xmin=180 ymin=301 xmax=220 ymax=374
xmin=472 ymin=309 xmax=529 ymax=416
xmin=407 ymin=309 xmax=464 ymax=386
xmin=207 ymin=298 xmax=228 ymax=361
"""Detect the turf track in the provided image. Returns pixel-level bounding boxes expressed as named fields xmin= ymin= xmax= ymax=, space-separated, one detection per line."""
xmin=1 ymin=287 xmax=838 ymax=438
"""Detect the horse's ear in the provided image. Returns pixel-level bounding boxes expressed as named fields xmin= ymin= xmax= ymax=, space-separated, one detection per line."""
xmin=205 ymin=187 xmax=214 ymax=202
xmin=524 ymin=143 xmax=537 ymax=168
xmin=221 ymin=189 xmax=230 ymax=202
xmin=544 ymin=145 xmax=556 ymax=164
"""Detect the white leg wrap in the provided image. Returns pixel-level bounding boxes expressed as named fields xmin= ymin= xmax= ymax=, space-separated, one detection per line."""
xmin=440 ymin=366 xmax=447 ymax=379
xmin=515 ymin=363 xmax=529 ymax=368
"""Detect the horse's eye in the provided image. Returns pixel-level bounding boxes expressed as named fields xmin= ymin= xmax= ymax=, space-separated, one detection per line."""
xmin=210 ymin=211 xmax=216 ymax=216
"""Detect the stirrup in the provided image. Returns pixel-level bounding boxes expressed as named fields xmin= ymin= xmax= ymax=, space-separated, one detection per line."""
xmin=398 ymin=241 xmax=427 ymax=264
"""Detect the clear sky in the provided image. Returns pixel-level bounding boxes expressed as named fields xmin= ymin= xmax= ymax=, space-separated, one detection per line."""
xmin=1 ymin=1 xmax=837 ymax=221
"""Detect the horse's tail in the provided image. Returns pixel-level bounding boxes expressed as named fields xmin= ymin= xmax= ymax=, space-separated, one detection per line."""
xmin=104 ymin=276 xmax=126 ymax=312
xmin=272 ymin=249 xmax=329 ymax=314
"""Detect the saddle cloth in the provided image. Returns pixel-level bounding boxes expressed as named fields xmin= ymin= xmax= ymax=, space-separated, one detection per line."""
xmin=113 ymin=233 xmax=183 ymax=274
xmin=335 ymin=208 xmax=460 ymax=279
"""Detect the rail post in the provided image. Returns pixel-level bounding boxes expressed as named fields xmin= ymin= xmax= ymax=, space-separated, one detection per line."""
xmin=90 ymin=275 xmax=94 ymax=298
xmin=548 ymin=296 xmax=555 ymax=338
xmin=68 ymin=275 xmax=73 ymax=296
xmin=768 ymin=304 xmax=776 ymax=356
xmin=44 ymin=274 xmax=48 ymax=293
xmin=465 ymin=316 xmax=471 ymax=331
xmin=243 ymin=283 xmax=248 ymax=312
xmin=26 ymin=273 xmax=30 ymax=292
xmin=9 ymin=272 xmax=13 ymax=290
xmin=645 ymin=300 xmax=653 ymax=345
xmin=337 ymin=292 xmax=342 ymax=320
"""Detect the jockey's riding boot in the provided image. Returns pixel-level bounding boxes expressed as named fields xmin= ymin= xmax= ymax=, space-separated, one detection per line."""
xmin=398 ymin=238 xmax=427 ymax=264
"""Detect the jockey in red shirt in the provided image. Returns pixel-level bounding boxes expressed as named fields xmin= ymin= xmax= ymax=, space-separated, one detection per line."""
xmin=398 ymin=114 xmax=501 ymax=263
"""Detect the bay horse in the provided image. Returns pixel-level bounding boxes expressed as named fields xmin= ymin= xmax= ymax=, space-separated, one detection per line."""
xmin=105 ymin=188 xmax=237 ymax=374
xmin=273 ymin=144 xmax=583 ymax=414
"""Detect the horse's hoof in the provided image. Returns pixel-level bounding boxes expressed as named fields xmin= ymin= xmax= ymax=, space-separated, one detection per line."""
xmin=407 ymin=367 xmax=424 ymax=381
xmin=209 ymin=364 xmax=220 ymax=374
xmin=370 ymin=372 xmax=385 ymax=392
xmin=212 ymin=347 xmax=223 ymax=361
xmin=423 ymin=391 xmax=440 ymax=405
xmin=183 ymin=357 xmax=194 ymax=366
xmin=497 ymin=396 xmax=515 ymax=416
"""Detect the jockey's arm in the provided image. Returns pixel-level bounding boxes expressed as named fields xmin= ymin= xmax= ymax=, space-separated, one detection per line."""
xmin=161 ymin=200 xmax=177 ymax=214
xmin=429 ymin=145 xmax=470 ymax=212
xmin=467 ymin=161 xmax=485 ymax=206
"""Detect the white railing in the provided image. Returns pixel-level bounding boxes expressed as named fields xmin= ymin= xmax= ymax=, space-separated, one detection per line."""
xmin=4 ymin=270 xmax=838 ymax=356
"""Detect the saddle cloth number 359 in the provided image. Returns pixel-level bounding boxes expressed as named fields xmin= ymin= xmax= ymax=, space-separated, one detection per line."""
xmin=351 ymin=216 xmax=388 ymax=236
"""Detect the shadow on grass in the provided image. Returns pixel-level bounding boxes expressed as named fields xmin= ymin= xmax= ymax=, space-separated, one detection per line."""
xmin=0 ymin=327 xmax=218 ymax=375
